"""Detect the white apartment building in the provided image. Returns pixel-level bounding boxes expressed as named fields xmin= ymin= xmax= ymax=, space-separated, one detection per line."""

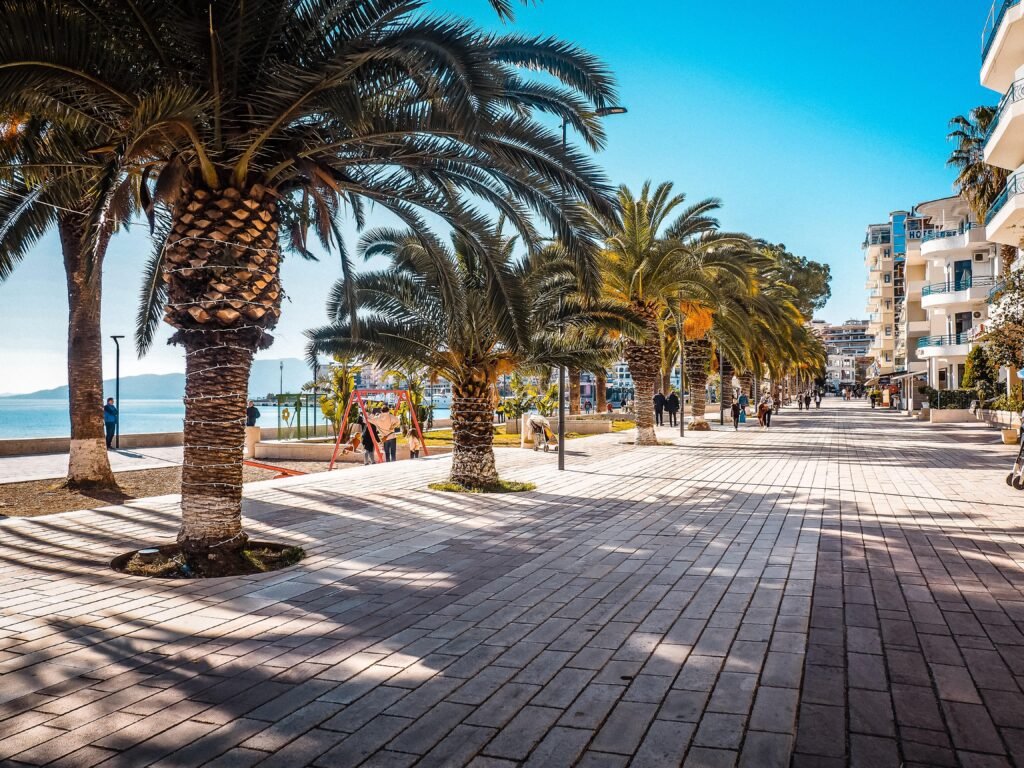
xmin=913 ymin=196 xmax=997 ymax=390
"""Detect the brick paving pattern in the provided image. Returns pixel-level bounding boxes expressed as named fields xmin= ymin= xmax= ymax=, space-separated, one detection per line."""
xmin=0 ymin=400 xmax=1022 ymax=766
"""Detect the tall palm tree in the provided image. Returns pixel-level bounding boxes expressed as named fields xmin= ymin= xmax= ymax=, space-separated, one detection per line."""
xmin=307 ymin=226 xmax=633 ymax=487
xmin=948 ymin=106 xmax=1017 ymax=270
xmin=0 ymin=0 xmax=618 ymax=569
xmin=0 ymin=117 xmax=122 ymax=490
xmin=948 ymin=107 xmax=1006 ymax=223
xmin=589 ymin=181 xmax=754 ymax=443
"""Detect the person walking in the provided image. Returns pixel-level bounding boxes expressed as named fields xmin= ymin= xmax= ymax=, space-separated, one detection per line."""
xmin=244 ymin=400 xmax=262 ymax=457
xmin=730 ymin=400 xmax=741 ymax=431
xmin=359 ymin=415 xmax=379 ymax=465
xmin=764 ymin=394 xmax=774 ymax=428
xmin=103 ymin=398 xmax=118 ymax=449
xmin=377 ymin=407 xmax=401 ymax=462
xmin=803 ymin=392 xmax=812 ymax=411
xmin=245 ymin=400 xmax=261 ymax=427
xmin=584 ymin=399 xmax=592 ymax=415
xmin=666 ymin=391 xmax=680 ymax=427
xmin=653 ymin=391 xmax=666 ymax=426
xmin=407 ymin=428 xmax=423 ymax=459
xmin=815 ymin=391 xmax=822 ymax=409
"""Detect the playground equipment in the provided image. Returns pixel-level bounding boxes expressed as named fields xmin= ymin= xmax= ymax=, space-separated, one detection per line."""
xmin=328 ymin=389 xmax=429 ymax=469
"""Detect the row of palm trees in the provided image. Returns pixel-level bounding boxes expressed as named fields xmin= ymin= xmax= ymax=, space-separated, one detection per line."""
xmin=0 ymin=0 xmax=825 ymax=570
xmin=306 ymin=181 xmax=828 ymax=485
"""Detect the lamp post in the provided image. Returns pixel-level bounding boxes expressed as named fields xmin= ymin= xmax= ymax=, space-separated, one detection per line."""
xmin=110 ymin=335 xmax=124 ymax=449
xmin=558 ymin=105 xmax=627 ymax=471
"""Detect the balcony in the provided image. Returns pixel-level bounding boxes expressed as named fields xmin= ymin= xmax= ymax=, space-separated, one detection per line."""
xmin=985 ymin=173 xmax=1024 ymax=245
xmin=920 ymin=276 xmax=998 ymax=310
xmin=920 ymin=223 xmax=982 ymax=259
xmin=985 ymin=79 xmax=1024 ymax=169
xmin=988 ymin=280 xmax=1007 ymax=302
xmin=915 ymin=333 xmax=972 ymax=360
xmin=982 ymin=0 xmax=1024 ymax=92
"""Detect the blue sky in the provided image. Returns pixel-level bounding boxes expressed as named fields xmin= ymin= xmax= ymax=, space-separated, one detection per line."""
xmin=0 ymin=0 xmax=995 ymax=393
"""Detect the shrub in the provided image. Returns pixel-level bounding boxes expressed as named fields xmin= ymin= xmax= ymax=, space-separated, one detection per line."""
xmin=919 ymin=387 xmax=976 ymax=410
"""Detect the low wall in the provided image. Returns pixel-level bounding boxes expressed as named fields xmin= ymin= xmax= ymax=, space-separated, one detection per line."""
xmin=504 ymin=417 xmax=612 ymax=436
xmin=929 ymin=409 xmax=974 ymax=424
xmin=0 ymin=425 xmax=335 ymax=458
xmin=976 ymin=409 xmax=1022 ymax=428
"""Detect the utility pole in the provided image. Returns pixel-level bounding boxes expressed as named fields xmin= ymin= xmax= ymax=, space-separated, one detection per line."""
xmin=110 ymin=335 xmax=124 ymax=449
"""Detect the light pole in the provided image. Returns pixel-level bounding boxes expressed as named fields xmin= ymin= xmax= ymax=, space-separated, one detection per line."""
xmin=719 ymin=348 xmax=725 ymax=426
xmin=110 ymin=335 xmax=124 ymax=449
xmin=312 ymin=360 xmax=320 ymax=436
xmin=676 ymin=296 xmax=686 ymax=438
xmin=558 ymin=105 xmax=627 ymax=471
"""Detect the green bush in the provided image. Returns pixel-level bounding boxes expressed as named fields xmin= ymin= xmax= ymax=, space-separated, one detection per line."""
xmin=919 ymin=387 xmax=977 ymax=410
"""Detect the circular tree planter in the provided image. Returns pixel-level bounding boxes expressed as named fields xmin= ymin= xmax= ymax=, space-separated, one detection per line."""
xmin=111 ymin=541 xmax=305 ymax=579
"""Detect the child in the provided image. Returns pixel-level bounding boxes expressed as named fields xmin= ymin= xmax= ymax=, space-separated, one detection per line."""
xmin=407 ymin=429 xmax=422 ymax=459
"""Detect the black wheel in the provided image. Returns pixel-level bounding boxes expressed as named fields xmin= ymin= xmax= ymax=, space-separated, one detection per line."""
xmin=1014 ymin=476 xmax=1024 ymax=491
xmin=1007 ymin=474 xmax=1015 ymax=487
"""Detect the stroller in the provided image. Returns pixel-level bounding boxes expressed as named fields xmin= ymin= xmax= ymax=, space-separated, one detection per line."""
xmin=527 ymin=414 xmax=557 ymax=453
xmin=1007 ymin=410 xmax=1024 ymax=490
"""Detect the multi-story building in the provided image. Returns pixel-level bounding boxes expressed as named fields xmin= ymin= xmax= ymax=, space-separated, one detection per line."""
xmin=979 ymin=4 xmax=1024 ymax=397
xmin=863 ymin=211 xmax=930 ymax=379
xmin=822 ymin=320 xmax=872 ymax=392
xmin=913 ymin=196 xmax=997 ymax=390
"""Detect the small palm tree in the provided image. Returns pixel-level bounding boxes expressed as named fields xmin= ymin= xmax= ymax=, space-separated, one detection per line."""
xmin=589 ymin=182 xmax=752 ymax=443
xmin=307 ymin=226 xmax=633 ymax=488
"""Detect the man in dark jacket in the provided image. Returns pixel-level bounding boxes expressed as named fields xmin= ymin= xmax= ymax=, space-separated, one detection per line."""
xmin=653 ymin=391 xmax=667 ymax=426
xmin=103 ymin=398 xmax=118 ymax=449
xmin=666 ymin=392 xmax=680 ymax=427
xmin=246 ymin=400 xmax=261 ymax=427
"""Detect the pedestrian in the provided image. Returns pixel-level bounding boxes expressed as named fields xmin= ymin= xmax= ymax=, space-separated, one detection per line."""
xmin=653 ymin=391 xmax=666 ymax=426
xmin=764 ymin=394 xmax=774 ymax=428
xmin=103 ymin=397 xmax=118 ymax=449
xmin=815 ymin=391 xmax=822 ymax=409
xmin=797 ymin=392 xmax=803 ymax=410
xmin=246 ymin=400 xmax=260 ymax=427
xmin=666 ymin=391 xmax=680 ymax=427
xmin=803 ymin=392 xmax=811 ymax=411
xmin=607 ymin=402 xmax=614 ymax=414
xmin=584 ymin=399 xmax=592 ymax=415
xmin=407 ymin=428 xmax=422 ymax=459
xmin=359 ymin=416 xmax=379 ymax=465
xmin=377 ymin=407 xmax=400 ymax=462
xmin=731 ymin=400 xmax=741 ymax=431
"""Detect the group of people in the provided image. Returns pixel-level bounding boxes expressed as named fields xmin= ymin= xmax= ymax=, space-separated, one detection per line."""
xmin=796 ymin=390 xmax=822 ymax=411
xmin=653 ymin=391 xmax=682 ymax=426
xmin=354 ymin=408 xmax=423 ymax=464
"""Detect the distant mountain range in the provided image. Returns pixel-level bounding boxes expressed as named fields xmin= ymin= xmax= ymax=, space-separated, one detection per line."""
xmin=2 ymin=358 xmax=318 ymax=400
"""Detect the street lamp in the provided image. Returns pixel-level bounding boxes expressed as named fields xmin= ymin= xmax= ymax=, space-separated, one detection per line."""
xmin=558 ymin=105 xmax=627 ymax=471
xmin=110 ymin=335 xmax=124 ymax=449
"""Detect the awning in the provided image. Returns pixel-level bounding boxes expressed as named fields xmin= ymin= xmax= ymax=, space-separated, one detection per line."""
xmin=888 ymin=368 xmax=928 ymax=381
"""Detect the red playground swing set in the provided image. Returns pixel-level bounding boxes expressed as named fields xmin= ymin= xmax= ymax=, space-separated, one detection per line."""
xmin=328 ymin=389 xmax=429 ymax=470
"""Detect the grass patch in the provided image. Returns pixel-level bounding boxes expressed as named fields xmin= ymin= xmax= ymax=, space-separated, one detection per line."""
xmin=611 ymin=420 xmax=636 ymax=432
xmin=428 ymin=479 xmax=536 ymax=494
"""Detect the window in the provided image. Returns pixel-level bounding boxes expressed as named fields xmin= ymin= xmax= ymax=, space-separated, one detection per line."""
xmin=885 ymin=326 xmax=892 ymax=336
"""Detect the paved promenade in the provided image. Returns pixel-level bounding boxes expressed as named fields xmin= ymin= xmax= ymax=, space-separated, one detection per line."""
xmin=0 ymin=447 xmax=184 ymax=485
xmin=0 ymin=400 xmax=1022 ymax=767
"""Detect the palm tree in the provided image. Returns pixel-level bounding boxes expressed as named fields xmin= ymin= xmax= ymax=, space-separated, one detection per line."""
xmin=0 ymin=117 xmax=122 ymax=490
xmin=948 ymin=106 xmax=1017 ymax=271
xmin=307 ymin=226 xmax=632 ymax=487
xmin=0 ymin=0 xmax=618 ymax=568
xmin=589 ymin=182 xmax=752 ymax=443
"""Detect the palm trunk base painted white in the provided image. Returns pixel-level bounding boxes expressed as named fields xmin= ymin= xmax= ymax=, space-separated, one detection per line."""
xmin=67 ymin=439 xmax=116 ymax=487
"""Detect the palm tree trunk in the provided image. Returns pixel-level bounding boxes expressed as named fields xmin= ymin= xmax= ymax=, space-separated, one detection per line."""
xmin=739 ymin=371 xmax=753 ymax=401
xmin=686 ymin=337 xmax=712 ymax=429
xmin=177 ymin=338 xmax=253 ymax=564
xmin=568 ymin=368 xmax=581 ymax=416
xmin=661 ymin=370 xmax=672 ymax=397
xmin=624 ymin=303 xmax=661 ymax=445
xmin=59 ymin=216 xmax=117 ymax=490
xmin=721 ymin=355 xmax=734 ymax=410
xmin=164 ymin=181 xmax=282 ymax=570
xmin=450 ymin=368 xmax=498 ymax=486
xmin=595 ymin=369 xmax=608 ymax=414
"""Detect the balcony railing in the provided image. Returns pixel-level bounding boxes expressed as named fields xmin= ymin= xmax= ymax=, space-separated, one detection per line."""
xmin=988 ymin=280 xmax=1007 ymax=302
xmin=917 ymin=333 xmax=973 ymax=349
xmin=921 ymin=275 xmax=998 ymax=296
xmin=987 ymin=79 xmax=1024 ymax=144
xmin=983 ymin=0 xmax=1021 ymax=63
xmin=921 ymin=223 xmax=978 ymax=242
xmin=986 ymin=173 xmax=1024 ymax=224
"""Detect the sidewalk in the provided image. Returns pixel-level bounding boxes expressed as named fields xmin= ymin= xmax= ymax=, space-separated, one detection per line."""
xmin=0 ymin=445 xmax=184 ymax=485
xmin=0 ymin=401 xmax=1022 ymax=766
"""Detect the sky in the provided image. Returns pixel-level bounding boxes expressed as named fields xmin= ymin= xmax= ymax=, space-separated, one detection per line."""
xmin=0 ymin=0 xmax=996 ymax=394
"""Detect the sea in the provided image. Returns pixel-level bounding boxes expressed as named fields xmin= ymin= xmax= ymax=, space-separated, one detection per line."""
xmin=0 ymin=399 xmax=451 ymax=440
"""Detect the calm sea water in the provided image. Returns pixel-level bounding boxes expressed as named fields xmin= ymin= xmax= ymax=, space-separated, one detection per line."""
xmin=0 ymin=399 xmax=451 ymax=439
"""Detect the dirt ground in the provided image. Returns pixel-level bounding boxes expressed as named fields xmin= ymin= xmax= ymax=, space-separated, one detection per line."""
xmin=0 ymin=460 xmax=334 ymax=518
